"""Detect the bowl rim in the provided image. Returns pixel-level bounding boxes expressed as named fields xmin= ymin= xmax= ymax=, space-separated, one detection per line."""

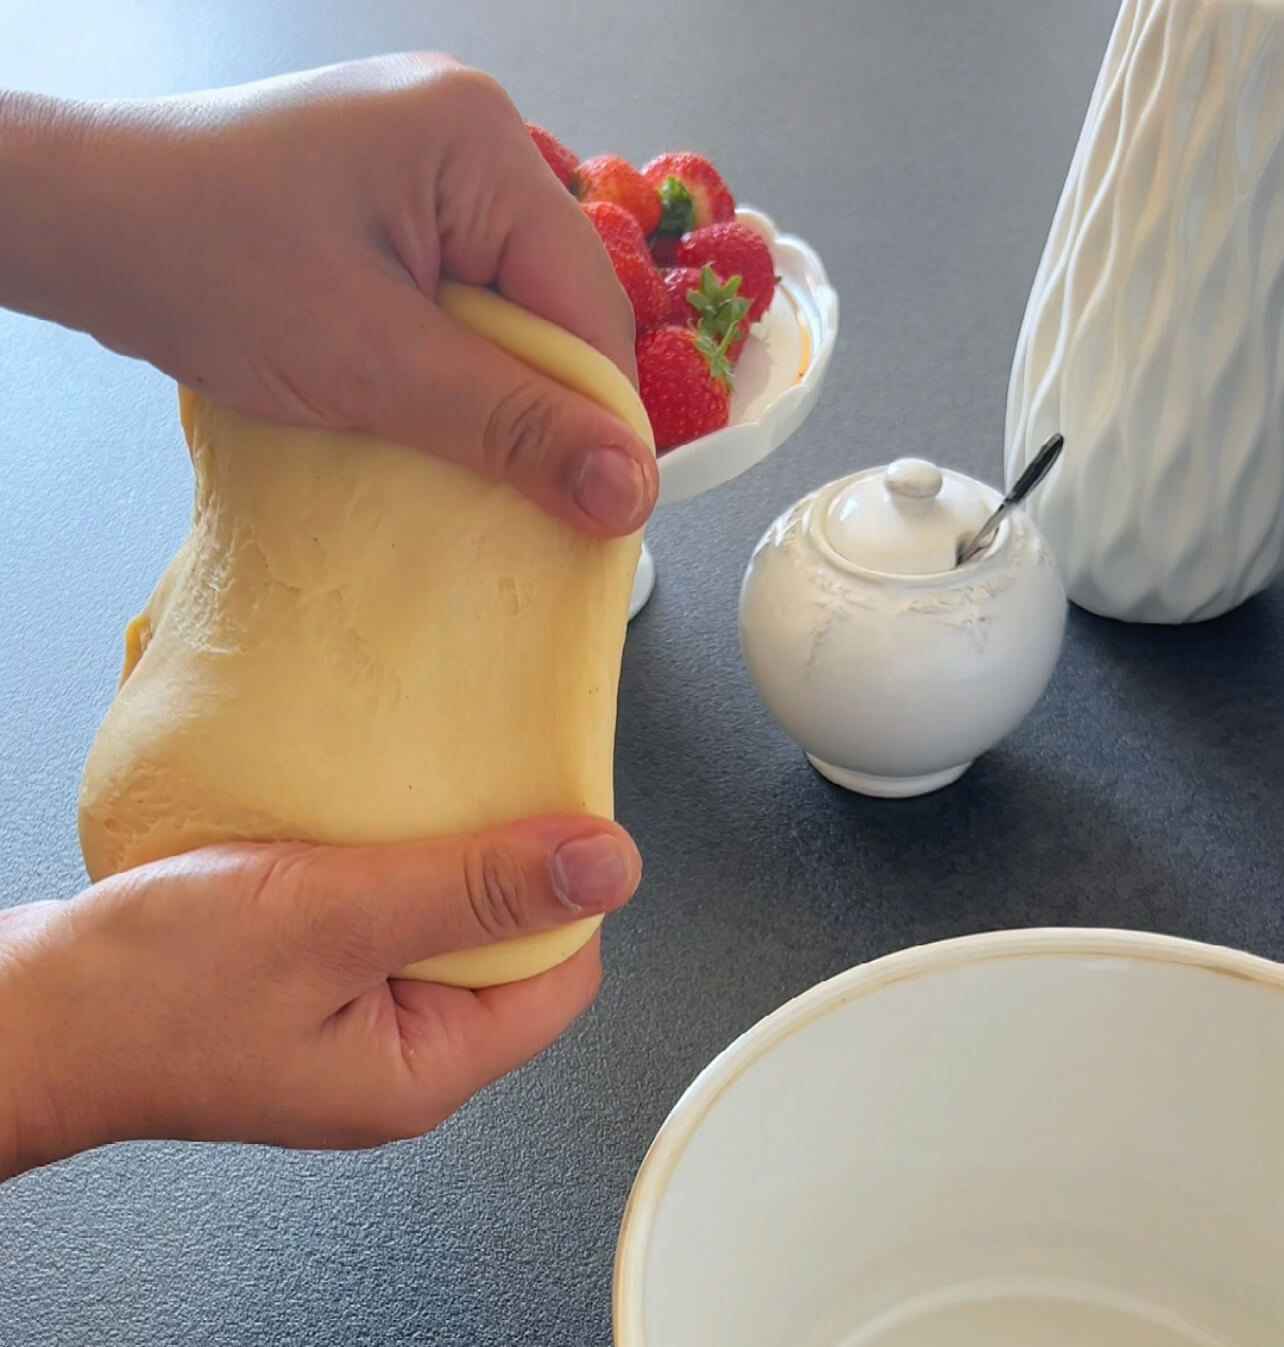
xmin=611 ymin=926 xmax=1284 ymax=1345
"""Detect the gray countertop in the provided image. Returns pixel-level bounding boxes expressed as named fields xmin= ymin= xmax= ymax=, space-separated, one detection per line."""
xmin=3 ymin=1 xmax=1283 ymax=1343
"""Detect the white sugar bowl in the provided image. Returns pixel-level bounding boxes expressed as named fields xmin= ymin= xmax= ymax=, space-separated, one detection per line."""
xmin=739 ymin=457 xmax=1066 ymax=797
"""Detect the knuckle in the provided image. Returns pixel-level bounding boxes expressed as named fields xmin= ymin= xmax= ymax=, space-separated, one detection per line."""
xmin=434 ymin=64 xmax=515 ymax=121
xmin=462 ymin=843 xmax=530 ymax=940
xmin=401 ymin=49 xmax=463 ymax=78
xmin=481 ymin=380 xmax=563 ymax=482
xmin=242 ymin=845 xmax=314 ymax=913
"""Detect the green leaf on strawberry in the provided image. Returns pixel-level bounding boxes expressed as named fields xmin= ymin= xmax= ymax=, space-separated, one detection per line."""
xmin=693 ymin=322 xmax=739 ymax=394
xmin=655 ymin=176 xmax=698 ymax=238
xmin=685 ymin=265 xmax=751 ymax=347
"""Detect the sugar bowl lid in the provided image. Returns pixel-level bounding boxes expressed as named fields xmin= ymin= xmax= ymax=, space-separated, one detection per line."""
xmin=814 ymin=458 xmax=995 ymax=576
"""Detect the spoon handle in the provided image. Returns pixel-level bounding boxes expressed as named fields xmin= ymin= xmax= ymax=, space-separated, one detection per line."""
xmin=956 ymin=433 xmax=1064 ymax=565
xmin=1007 ymin=432 xmax=1065 ymax=509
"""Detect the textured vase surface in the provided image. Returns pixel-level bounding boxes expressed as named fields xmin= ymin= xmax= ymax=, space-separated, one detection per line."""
xmin=1005 ymin=0 xmax=1284 ymax=623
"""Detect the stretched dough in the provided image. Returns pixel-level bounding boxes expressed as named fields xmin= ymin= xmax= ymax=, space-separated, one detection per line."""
xmin=77 ymin=282 xmax=654 ymax=987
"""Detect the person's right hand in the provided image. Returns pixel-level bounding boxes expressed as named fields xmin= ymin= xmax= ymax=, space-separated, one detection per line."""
xmin=1 ymin=53 xmax=656 ymax=537
xmin=0 ymin=814 xmax=641 ymax=1182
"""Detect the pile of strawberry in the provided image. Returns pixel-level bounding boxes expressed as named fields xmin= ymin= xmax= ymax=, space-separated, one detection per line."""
xmin=527 ymin=125 xmax=777 ymax=453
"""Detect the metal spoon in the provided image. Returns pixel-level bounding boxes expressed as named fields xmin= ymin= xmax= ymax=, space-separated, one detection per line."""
xmin=955 ymin=433 xmax=1065 ymax=566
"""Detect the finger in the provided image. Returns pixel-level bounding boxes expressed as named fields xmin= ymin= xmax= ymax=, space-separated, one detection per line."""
xmin=272 ymin=814 xmax=641 ymax=978
xmin=498 ymin=195 xmax=640 ymax=387
xmin=365 ymin=283 xmax=656 ymax=539
xmin=429 ymin=70 xmax=639 ymax=385
xmin=388 ymin=932 xmax=605 ymax=1109
xmin=489 ymin=154 xmax=640 ymax=387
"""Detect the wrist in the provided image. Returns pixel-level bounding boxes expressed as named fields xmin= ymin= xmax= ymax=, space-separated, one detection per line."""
xmin=0 ymin=91 xmax=101 ymax=329
xmin=0 ymin=912 xmax=46 ymax=1180
xmin=0 ymin=1021 xmax=19 ymax=1181
xmin=0 ymin=901 xmax=115 ymax=1181
xmin=0 ymin=90 xmax=183 ymax=354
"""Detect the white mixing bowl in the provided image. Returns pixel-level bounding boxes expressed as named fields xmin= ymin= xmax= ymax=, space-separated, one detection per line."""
xmin=613 ymin=929 xmax=1284 ymax=1347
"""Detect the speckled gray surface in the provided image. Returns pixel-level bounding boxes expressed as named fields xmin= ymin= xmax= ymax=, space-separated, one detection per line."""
xmin=3 ymin=1 xmax=1283 ymax=1343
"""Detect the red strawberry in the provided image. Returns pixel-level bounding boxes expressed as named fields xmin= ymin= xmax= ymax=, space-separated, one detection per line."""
xmin=676 ymin=221 xmax=776 ymax=323
xmin=636 ymin=323 xmax=738 ymax=452
xmin=525 ymin=123 xmax=579 ymax=191
xmin=662 ymin=266 xmax=706 ymax=323
xmin=581 ymin=200 xmax=649 ymax=257
xmin=576 ymin=155 xmax=662 ymax=236
xmin=663 ymin=264 xmax=752 ymax=359
xmin=642 ymin=152 xmax=736 ymax=240
xmin=604 ymin=237 xmax=670 ymax=333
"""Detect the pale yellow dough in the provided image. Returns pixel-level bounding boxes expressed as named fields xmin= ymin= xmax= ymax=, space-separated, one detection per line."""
xmin=77 ymin=281 xmax=654 ymax=987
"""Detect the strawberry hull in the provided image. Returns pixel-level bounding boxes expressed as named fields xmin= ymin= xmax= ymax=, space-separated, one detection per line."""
xmin=642 ymin=152 xmax=736 ymax=237
xmin=662 ymin=264 xmax=751 ymax=361
xmin=676 ymin=222 xmax=776 ymax=324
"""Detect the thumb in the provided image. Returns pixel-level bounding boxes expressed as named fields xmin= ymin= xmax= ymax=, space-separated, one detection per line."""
xmin=275 ymin=814 xmax=642 ymax=979
xmin=361 ymin=282 xmax=657 ymax=539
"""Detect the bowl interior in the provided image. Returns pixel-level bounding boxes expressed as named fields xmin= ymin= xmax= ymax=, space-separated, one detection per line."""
xmin=616 ymin=934 xmax=1284 ymax=1347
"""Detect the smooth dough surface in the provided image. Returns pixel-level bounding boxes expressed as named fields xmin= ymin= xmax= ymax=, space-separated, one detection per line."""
xmin=77 ymin=282 xmax=653 ymax=987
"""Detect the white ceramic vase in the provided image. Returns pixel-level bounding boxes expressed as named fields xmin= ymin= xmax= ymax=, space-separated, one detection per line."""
xmin=1005 ymin=0 xmax=1284 ymax=623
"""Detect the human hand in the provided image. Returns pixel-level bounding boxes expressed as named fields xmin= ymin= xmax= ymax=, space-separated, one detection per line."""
xmin=0 ymin=815 xmax=640 ymax=1182
xmin=1 ymin=54 xmax=656 ymax=537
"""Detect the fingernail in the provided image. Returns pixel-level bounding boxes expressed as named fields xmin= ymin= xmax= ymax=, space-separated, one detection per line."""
xmin=572 ymin=448 xmax=649 ymax=532
xmin=550 ymin=834 xmax=635 ymax=910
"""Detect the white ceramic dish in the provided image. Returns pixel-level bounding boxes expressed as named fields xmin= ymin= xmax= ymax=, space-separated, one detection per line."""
xmin=614 ymin=928 xmax=1284 ymax=1347
xmin=629 ymin=205 xmax=839 ymax=618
